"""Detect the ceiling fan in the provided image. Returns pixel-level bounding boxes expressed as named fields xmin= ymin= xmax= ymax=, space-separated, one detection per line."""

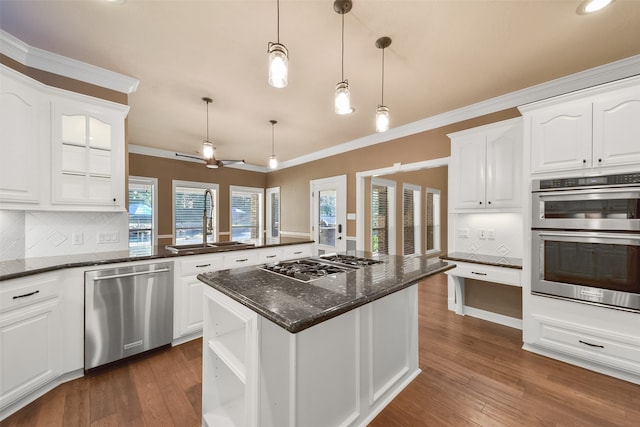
xmin=176 ymin=97 xmax=245 ymax=169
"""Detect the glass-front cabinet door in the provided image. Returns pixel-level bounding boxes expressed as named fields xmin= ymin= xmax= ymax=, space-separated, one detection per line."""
xmin=51 ymin=96 xmax=127 ymax=210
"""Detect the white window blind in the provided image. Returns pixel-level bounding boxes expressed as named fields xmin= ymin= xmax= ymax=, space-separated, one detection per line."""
xmin=403 ymin=184 xmax=421 ymax=255
xmin=173 ymin=182 xmax=218 ymax=245
xmin=372 ymin=183 xmax=389 ymax=254
xmin=231 ymin=186 xmax=263 ymax=245
xmin=128 ymin=176 xmax=156 ymax=256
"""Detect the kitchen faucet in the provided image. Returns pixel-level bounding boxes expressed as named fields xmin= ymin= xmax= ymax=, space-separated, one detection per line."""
xmin=203 ymin=189 xmax=214 ymax=244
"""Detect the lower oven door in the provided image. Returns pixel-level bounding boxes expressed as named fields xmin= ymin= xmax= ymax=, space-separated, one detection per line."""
xmin=531 ymin=230 xmax=640 ymax=312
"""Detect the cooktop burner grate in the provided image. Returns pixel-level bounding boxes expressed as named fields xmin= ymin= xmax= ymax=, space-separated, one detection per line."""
xmin=259 ymin=255 xmax=382 ymax=283
xmin=319 ymin=254 xmax=383 ymax=267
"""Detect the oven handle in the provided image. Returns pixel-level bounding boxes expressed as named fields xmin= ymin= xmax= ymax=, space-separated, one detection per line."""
xmin=535 ymin=188 xmax=640 ymax=201
xmin=537 ymin=231 xmax=640 ymax=245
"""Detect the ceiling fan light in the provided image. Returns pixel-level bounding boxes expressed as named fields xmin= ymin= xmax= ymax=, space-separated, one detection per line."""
xmin=376 ymin=105 xmax=390 ymax=132
xmin=335 ymin=81 xmax=352 ymax=115
xmin=202 ymin=141 xmax=215 ymax=160
xmin=578 ymin=0 xmax=613 ymax=14
xmin=268 ymin=42 xmax=288 ymax=88
xmin=269 ymin=155 xmax=278 ymax=169
xmin=205 ymin=158 xmax=219 ymax=169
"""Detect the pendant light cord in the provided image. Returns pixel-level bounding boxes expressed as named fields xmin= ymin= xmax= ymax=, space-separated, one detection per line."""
xmin=341 ymin=12 xmax=345 ymax=81
xmin=206 ymin=101 xmax=209 ymax=141
xmin=271 ymin=122 xmax=275 ymax=156
xmin=276 ymin=0 xmax=280 ymax=43
xmin=381 ymin=47 xmax=385 ymax=105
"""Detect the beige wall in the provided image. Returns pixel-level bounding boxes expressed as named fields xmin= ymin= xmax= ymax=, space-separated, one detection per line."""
xmin=365 ymin=167 xmax=448 ymax=256
xmin=465 ymin=279 xmax=523 ymax=319
xmin=129 ymin=154 xmax=266 ymax=245
xmin=266 ymin=108 xmax=520 ymax=238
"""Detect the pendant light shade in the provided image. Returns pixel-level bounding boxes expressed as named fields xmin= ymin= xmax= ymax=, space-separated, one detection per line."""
xmin=268 ymin=0 xmax=288 ymax=88
xmin=202 ymin=97 xmax=216 ymax=158
xmin=334 ymin=0 xmax=353 ymax=115
xmin=269 ymin=119 xmax=278 ymax=170
xmin=375 ymin=36 xmax=391 ymax=132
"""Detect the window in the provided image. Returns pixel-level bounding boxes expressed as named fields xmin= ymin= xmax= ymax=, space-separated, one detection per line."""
xmin=402 ymin=184 xmax=421 ymax=255
xmin=231 ymin=186 xmax=263 ymax=245
xmin=426 ymin=188 xmax=441 ymax=254
xmin=173 ymin=181 xmax=218 ymax=245
xmin=128 ymin=176 xmax=156 ymax=256
xmin=266 ymin=187 xmax=280 ymax=244
xmin=371 ymin=178 xmax=395 ymax=255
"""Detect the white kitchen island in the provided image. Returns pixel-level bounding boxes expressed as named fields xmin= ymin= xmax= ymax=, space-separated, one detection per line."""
xmin=198 ymin=254 xmax=452 ymax=427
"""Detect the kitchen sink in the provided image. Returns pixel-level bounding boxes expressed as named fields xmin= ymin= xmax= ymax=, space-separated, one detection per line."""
xmin=165 ymin=241 xmax=255 ymax=254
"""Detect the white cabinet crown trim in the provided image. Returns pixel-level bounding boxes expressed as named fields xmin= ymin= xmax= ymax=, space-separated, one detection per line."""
xmin=0 ymin=29 xmax=139 ymax=94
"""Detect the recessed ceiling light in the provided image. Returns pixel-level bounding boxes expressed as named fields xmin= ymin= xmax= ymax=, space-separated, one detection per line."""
xmin=577 ymin=0 xmax=614 ymax=15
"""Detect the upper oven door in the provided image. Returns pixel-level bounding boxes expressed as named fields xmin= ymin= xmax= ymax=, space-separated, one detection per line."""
xmin=531 ymin=187 xmax=640 ymax=231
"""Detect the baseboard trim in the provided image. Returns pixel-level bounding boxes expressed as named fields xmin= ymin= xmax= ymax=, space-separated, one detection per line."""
xmin=464 ymin=306 xmax=523 ymax=330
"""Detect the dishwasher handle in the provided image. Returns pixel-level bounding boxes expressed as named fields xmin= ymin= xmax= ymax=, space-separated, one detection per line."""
xmin=93 ymin=267 xmax=171 ymax=281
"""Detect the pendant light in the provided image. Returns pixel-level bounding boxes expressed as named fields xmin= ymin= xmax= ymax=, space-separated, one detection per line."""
xmin=268 ymin=0 xmax=288 ymax=88
xmin=202 ymin=97 xmax=215 ymax=160
xmin=334 ymin=0 xmax=353 ymax=115
xmin=375 ymin=36 xmax=392 ymax=132
xmin=269 ymin=120 xmax=278 ymax=169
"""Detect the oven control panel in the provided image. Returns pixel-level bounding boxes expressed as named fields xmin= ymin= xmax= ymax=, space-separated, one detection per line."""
xmin=535 ymin=172 xmax=640 ymax=190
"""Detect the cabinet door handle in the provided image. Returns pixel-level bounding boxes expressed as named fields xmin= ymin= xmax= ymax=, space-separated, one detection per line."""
xmin=579 ymin=340 xmax=604 ymax=349
xmin=487 ymin=201 xmax=492 ymax=205
xmin=266 ymin=255 xmax=277 ymax=258
xmin=196 ymin=263 xmax=211 ymax=268
xmin=13 ymin=290 xmax=40 ymax=300
xmin=471 ymin=271 xmax=487 ymax=276
xmin=236 ymin=258 xmax=249 ymax=262
xmin=598 ymin=158 xmax=602 ymax=163
xmin=583 ymin=159 xmax=587 ymax=164
xmin=479 ymin=201 xmax=483 ymax=205
xmin=293 ymin=251 xmax=302 ymax=255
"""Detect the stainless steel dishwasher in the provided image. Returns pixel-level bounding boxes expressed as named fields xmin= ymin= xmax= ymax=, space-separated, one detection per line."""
xmin=84 ymin=262 xmax=174 ymax=369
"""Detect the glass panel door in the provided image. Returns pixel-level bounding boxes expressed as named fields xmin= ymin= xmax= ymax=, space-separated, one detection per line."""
xmin=318 ymin=189 xmax=337 ymax=247
xmin=311 ymin=175 xmax=347 ymax=255
xmin=266 ymin=187 xmax=280 ymax=245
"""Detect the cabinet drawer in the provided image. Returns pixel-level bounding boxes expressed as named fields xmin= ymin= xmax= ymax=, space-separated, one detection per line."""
xmin=180 ymin=255 xmax=223 ymax=276
xmin=223 ymin=251 xmax=259 ymax=269
xmin=447 ymin=262 xmax=521 ymax=287
xmin=0 ymin=273 xmax=60 ymax=313
xmin=258 ymin=248 xmax=283 ymax=264
xmin=282 ymin=244 xmax=312 ymax=260
xmin=534 ymin=316 xmax=640 ymax=375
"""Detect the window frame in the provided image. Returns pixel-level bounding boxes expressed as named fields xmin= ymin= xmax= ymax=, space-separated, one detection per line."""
xmin=172 ymin=180 xmax=219 ymax=245
xmin=425 ymin=187 xmax=442 ymax=255
xmin=128 ymin=176 xmax=157 ymax=255
xmin=230 ymin=185 xmax=264 ymax=245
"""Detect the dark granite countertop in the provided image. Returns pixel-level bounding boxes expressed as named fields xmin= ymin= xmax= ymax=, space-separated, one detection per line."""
xmin=439 ymin=252 xmax=522 ymax=269
xmin=0 ymin=237 xmax=313 ymax=281
xmin=197 ymin=253 xmax=453 ymax=333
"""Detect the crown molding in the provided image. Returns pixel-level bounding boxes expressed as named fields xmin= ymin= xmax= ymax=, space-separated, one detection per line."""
xmin=128 ymin=144 xmax=268 ymax=173
xmin=0 ymin=29 xmax=139 ymax=94
xmin=278 ymin=54 xmax=640 ymax=171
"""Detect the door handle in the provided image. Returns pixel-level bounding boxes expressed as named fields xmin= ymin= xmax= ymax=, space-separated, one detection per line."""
xmin=338 ymin=224 xmax=342 ymax=233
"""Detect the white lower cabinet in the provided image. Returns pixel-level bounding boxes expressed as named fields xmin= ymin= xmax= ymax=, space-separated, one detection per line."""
xmin=0 ymin=272 xmax=63 ymax=413
xmin=175 ymin=254 xmax=224 ymax=340
xmin=523 ymin=296 xmax=640 ymax=384
xmin=202 ymin=285 xmax=419 ymax=427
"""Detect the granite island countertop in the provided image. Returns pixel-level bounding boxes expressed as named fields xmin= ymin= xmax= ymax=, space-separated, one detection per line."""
xmin=0 ymin=237 xmax=313 ymax=281
xmin=439 ymin=252 xmax=522 ymax=269
xmin=197 ymin=254 xmax=453 ymax=333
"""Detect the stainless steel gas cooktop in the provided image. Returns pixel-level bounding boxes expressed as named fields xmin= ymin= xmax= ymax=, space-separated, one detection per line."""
xmin=260 ymin=255 xmax=382 ymax=283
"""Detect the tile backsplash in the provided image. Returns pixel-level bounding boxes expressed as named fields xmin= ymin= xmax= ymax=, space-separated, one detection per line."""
xmin=451 ymin=212 xmax=524 ymax=258
xmin=0 ymin=210 xmax=128 ymax=261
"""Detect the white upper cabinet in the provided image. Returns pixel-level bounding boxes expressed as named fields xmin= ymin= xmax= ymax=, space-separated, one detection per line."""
xmin=522 ymin=76 xmax=640 ymax=175
xmin=0 ymin=65 xmax=129 ymax=211
xmin=51 ymin=96 xmax=127 ymax=210
xmin=449 ymin=118 xmax=522 ymax=211
xmin=0 ymin=68 xmax=46 ymax=205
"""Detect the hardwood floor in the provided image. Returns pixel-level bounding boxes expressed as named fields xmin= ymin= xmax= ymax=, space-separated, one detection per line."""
xmin=2 ymin=272 xmax=639 ymax=426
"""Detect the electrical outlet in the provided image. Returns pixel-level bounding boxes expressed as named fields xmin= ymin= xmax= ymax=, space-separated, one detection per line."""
xmin=479 ymin=229 xmax=486 ymax=239
xmin=458 ymin=228 xmax=470 ymax=238
xmin=487 ymin=229 xmax=496 ymax=240
xmin=72 ymin=232 xmax=83 ymax=245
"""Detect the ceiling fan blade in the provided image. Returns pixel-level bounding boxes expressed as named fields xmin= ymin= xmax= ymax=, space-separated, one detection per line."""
xmin=176 ymin=153 xmax=205 ymax=162
xmin=218 ymin=159 xmax=245 ymax=166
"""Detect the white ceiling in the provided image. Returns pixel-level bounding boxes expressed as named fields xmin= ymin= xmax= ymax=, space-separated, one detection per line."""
xmin=2 ymin=0 xmax=640 ymax=169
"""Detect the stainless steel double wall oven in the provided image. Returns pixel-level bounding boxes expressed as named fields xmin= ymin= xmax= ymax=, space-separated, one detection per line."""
xmin=531 ymin=173 xmax=640 ymax=312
